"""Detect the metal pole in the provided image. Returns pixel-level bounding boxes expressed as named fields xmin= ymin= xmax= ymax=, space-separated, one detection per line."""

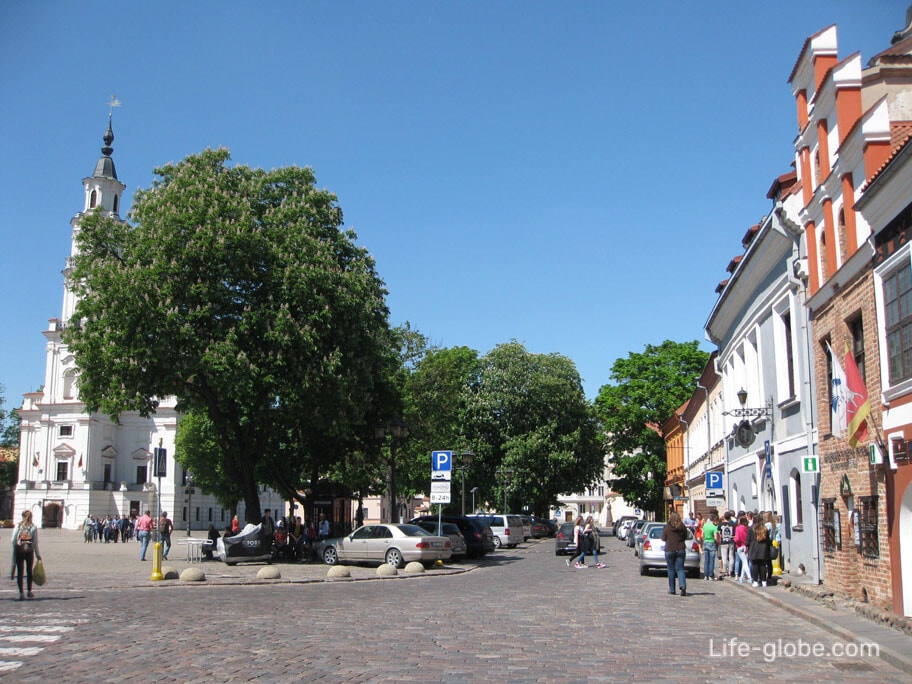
xmin=461 ymin=468 xmax=466 ymax=516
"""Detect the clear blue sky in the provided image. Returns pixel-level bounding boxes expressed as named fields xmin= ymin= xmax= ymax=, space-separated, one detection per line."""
xmin=0 ymin=1 xmax=906 ymax=409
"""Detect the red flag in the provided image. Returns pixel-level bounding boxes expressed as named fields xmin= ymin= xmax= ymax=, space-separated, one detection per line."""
xmin=845 ymin=343 xmax=871 ymax=448
xmin=78 ymin=454 xmax=83 ymax=468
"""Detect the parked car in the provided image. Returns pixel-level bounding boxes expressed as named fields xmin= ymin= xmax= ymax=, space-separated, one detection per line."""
xmin=639 ymin=525 xmax=701 ymax=577
xmin=316 ymin=523 xmax=451 ymax=568
xmin=612 ymin=515 xmax=639 ymax=537
xmin=527 ymin=516 xmax=548 ymax=539
xmin=634 ymin=522 xmax=664 ymax=558
xmin=626 ymin=520 xmax=648 ymax=548
xmin=537 ymin=518 xmax=558 ymax=537
xmin=468 ymin=514 xmax=524 ymax=549
xmin=409 ymin=515 xmax=496 ymax=558
xmin=413 ymin=521 xmax=467 ymax=561
xmin=616 ymin=519 xmax=636 ymax=541
xmin=554 ymin=522 xmax=604 ymax=556
xmin=521 ymin=515 xmax=537 ymax=540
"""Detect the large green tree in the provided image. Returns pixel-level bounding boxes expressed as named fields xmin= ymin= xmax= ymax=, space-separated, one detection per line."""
xmin=0 ymin=384 xmax=20 ymax=488
xmin=461 ymin=341 xmax=603 ymax=516
xmin=65 ymin=148 xmax=396 ymax=520
xmin=593 ymin=340 xmax=709 ymax=515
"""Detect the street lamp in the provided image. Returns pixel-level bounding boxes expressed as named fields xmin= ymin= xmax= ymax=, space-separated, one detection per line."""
xmin=451 ymin=450 xmax=474 ymax=516
xmin=375 ymin=419 xmax=409 ymax=524
xmin=184 ymin=472 xmax=195 ymax=536
xmin=470 ymin=486 xmax=479 ymax=515
xmin=496 ymin=468 xmax=514 ymax=513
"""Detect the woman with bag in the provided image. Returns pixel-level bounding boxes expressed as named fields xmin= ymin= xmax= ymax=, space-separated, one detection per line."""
xmin=10 ymin=510 xmax=42 ymax=600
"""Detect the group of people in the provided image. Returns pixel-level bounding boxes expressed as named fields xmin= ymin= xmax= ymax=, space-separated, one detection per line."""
xmin=565 ymin=515 xmax=606 ymax=569
xmin=661 ymin=509 xmax=781 ymax=597
xmin=82 ymin=514 xmax=135 ymax=543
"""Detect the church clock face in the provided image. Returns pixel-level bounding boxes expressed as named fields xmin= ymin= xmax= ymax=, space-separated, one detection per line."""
xmin=736 ymin=420 xmax=756 ymax=448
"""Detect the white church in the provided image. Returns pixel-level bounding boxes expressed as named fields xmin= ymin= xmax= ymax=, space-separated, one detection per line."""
xmin=15 ymin=117 xmax=285 ymax=530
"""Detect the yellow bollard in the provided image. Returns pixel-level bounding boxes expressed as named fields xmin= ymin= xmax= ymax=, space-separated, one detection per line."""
xmin=150 ymin=540 xmax=163 ymax=581
xmin=772 ymin=540 xmax=783 ymax=575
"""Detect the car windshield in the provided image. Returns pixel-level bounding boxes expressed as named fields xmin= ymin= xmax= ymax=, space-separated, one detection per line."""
xmin=396 ymin=524 xmax=431 ymax=536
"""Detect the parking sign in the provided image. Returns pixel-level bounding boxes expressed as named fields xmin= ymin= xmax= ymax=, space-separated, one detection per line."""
xmin=431 ymin=450 xmax=453 ymax=480
xmin=706 ymin=471 xmax=723 ymax=491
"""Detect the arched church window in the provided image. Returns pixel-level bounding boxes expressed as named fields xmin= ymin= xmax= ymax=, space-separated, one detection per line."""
xmin=90 ymin=190 xmax=97 ymax=209
xmin=63 ymin=369 xmax=77 ymax=400
xmin=113 ymin=194 xmax=119 ymax=213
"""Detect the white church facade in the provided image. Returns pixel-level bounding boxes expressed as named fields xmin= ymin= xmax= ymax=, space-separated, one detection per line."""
xmin=15 ymin=118 xmax=284 ymax=530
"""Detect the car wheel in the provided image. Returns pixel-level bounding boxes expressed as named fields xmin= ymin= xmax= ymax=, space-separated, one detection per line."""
xmin=226 ymin=561 xmax=237 ymax=566
xmin=385 ymin=548 xmax=404 ymax=568
xmin=322 ymin=546 xmax=339 ymax=566
xmin=493 ymin=537 xmax=502 ymax=549
xmin=640 ymin=564 xmax=650 ymax=576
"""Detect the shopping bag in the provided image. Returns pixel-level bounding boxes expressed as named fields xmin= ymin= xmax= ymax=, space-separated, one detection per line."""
xmin=32 ymin=559 xmax=46 ymax=586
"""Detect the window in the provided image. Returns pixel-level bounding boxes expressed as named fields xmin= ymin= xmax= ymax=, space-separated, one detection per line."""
xmin=822 ymin=499 xmax=838 ymax=552
xmin=89 ymin=190 xmax=97 ymax=208
xmin=58 ymin=425 xmax=74 ymax=438
xmin=113 ymin=194 xmax=119 ymax=213
xmin=103 ymin=463 xmax=112 ymax=485
xmin=56 ymin=461 xmax=69 ymax=481
xmin=850 ymin=317 xmax=865 ymax=383
xmin=63 ymin=369 xmax=77 ymax=400
xmin=208 ymin=507 xmax=213 ymax=522
xmin=858 ymin=496 xmax=879 ymax=559
xmin=136 ymin=465 xmax=148 ymax=485
xmin=825 ymin=341 xmax=837 ymax=435
xmin=884 ymin=260 xmax=912 ymax=384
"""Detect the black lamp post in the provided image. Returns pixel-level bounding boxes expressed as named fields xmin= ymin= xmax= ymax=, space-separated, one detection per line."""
xmin=451 ymin=450 xmax=474 ymax=516
xmin=375 ymin=420 xmax=409 ymax=524
xmin=496 ymin=468 xmax=514 ymax=513
xmin=184 ymin=472 xmax=195 ymax=536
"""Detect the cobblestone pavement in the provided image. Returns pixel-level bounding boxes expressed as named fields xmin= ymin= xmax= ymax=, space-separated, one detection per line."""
xmin=0 ymin=531 xmax=910 ymax=682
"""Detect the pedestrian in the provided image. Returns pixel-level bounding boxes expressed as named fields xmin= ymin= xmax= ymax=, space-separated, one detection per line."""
xmin=583 ymin=516 xmax=605 ymax=569
xmin=694 ymin=512 xmax=705 ymax=555
xmin=683 ymin=510 xmax=696 ymax=531
xmin=135 ymin=509 xmax=154 ymax=561
xmin=261 ymin=509 xmax=276 ymax=549
xmin=10 ymin=510 xmax=42 ymax=600
xmin=318 ymin=514 xmax=330 ymax=541
xmin=748 ymin=517 xmax=772 ymax=587
xmin=734 ymin=514 xmax=752 ymax=583
xmin=566 ymin=515 xmax=588 ymax=568
xmin=203 ymin=523 xmax=221 ymax=561
xmin=661 ymin=511 xmax=688 ymax=597
xmin=231 ymin=514 xmax=240 ymax=535
xmin=701 ymin=512 xmax=720 ymax=580
xmin=718 ymin=511 xmax=736 ymax=578
xmin=158 ymin=511 xmax=174 ymax=560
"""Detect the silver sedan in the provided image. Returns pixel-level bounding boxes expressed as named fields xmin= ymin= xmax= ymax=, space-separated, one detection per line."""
xmin=317 ymin=523 xmax=452 ymax=568
xmin=639 ymin=525 xmax=701 ymax=577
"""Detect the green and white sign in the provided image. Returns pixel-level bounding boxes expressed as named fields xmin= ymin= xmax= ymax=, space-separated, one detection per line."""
xmin=802 ymin=456 xmax=819 ymax=473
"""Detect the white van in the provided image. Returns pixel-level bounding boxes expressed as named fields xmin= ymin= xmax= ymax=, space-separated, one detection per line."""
xmin=469 ymin=514 xmax=524 ymax=549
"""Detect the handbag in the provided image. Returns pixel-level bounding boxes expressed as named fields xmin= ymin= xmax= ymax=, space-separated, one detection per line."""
xmin=32 ymin=559 xmax=46 ymax=586
xmin=770 ymin=544 xmax=779 ymax=561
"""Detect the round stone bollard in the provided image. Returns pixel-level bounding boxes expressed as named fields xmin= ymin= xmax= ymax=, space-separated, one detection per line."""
xmin=376 ymin=563 xmax=399 ymax=577
xmin=179 ymin=566 xmax=206 ymax=582
xmin=403 ymin=561 xmax=425 ymax=574
xmin=257 ymin=566 xmax=281 ymax=580
xmin=327 ymin=565 xmax=351 ymax=579
xmin=161 ymin=565 xmax=180 ymax=580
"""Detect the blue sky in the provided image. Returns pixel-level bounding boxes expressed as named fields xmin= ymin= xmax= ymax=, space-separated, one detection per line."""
xmin=0 ymin=1 xmax=906 ymax=408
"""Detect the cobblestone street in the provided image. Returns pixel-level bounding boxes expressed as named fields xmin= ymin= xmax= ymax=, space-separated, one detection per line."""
xmin=1 ymin=531 xmax=910 ymax=682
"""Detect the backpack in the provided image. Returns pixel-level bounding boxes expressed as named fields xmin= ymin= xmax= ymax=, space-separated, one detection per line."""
xmin=719 ymin=521 xmax=734 ymax=544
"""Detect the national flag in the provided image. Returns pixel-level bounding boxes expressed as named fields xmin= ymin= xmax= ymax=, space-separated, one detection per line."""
xmin=828 ymin=342 xmax=847 ymax=439
xmin=845 ymin=342 xmax=871 ymax=448
xmin=32 ymin=452 xmax=39 ymax=467
xmin=78 ymin=454 xmax=83 ymax=469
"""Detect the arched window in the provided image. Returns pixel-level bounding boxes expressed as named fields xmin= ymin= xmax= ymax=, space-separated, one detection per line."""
xmin=813 ymin=150 xmax=821 ymax=187
xmin=820 ymin=231 xmax=829 ymax=281
xmin=62 ymin=369 xmax=77 ymax=400
xmin=113 ymin=194 xmax=119 ymax=213
xmin=837 ymin=206 xmax=847 ymax=264
xmin=89 ymin=190 xmax=97 ymax=209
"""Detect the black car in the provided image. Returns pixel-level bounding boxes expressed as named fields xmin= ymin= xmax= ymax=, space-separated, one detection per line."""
xmin=409 ymin=515 xmax=496 ymax=558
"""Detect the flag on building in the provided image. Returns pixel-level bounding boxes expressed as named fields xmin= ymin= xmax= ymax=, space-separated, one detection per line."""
xmin=844 ymin=342 xmax=870 ymax=448
xmin=828 ymin=342 xmax=847 ymax=439
xmin=77 ymin=454 xmax=83 ymax=469
xmin=32 ymin=452 xmax=39 ymax=467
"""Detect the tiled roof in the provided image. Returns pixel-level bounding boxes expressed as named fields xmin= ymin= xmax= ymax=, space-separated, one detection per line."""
xmin=788 ymin=24 xmax=836 ymax=84
xmin=861 ymin=121 xmax=912 ymax=191
xmin=868 ymin=33 xmax=912 ymax=65
xmin=726 ymin=255 xmax=743 ymax=274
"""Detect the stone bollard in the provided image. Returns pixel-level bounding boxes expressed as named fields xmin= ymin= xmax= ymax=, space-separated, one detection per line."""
xmin=257 ymin=566 xmax=281 ymax=580
xmin=161 ymin=565 xmax=180 ymax=580
xmin=327 ymin=565 xmax=351 ymax=579
xmin=376 ymin=564 xmax=398 ymax=577
xmin=180 ymin=566 xmax=206 ymax=582
xmin=404 ymin=561 xmax=425 ymax=574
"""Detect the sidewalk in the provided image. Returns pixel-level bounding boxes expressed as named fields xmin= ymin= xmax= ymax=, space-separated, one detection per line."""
xmin=4 ymin=528 xmax=469 ymax=595
xmin=725 ymin=573 xmax=912 ymax=676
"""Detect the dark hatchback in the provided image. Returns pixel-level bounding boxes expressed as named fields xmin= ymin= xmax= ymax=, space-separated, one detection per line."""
xmin=409 ymin=515 xmax=496 ymax=558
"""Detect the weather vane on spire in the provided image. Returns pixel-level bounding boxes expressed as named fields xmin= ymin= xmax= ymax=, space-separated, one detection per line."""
xmin=107 ymin=94 xmax=122 ymax=116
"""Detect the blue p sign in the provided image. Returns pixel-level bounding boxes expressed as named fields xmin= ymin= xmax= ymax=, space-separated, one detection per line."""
xmin=706 ymin=471 xmax=723 ymax=490
xmin=432 ymin=451 xmax=453 ymax=471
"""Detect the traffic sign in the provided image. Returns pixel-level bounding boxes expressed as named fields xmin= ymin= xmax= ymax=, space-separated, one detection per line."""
xmin=706 ymin=471 xmax=723 ymax=491
xmin=430 ymin=490 xmax=451 ymax=504
xmin=706 ymin=494 xmax=724 ymax=508
xmin=802 ymin=456 xmax=819 ymax=473
xmin=431 ymin=450 xmax=453 ymax=480
xmin=430 ymin=481 xmax=451 ymax=494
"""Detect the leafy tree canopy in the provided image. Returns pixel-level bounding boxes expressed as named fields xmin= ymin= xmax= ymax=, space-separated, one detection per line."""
xmin=0 ymin=384 xmax=19 ymax=488
xmin=593 ymin=340 xmax=709 ymax=514
xmin=461 ymin=341 xmax=603 ymax=516
xmin=64 ymin=148 xmax=396 ymax=519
